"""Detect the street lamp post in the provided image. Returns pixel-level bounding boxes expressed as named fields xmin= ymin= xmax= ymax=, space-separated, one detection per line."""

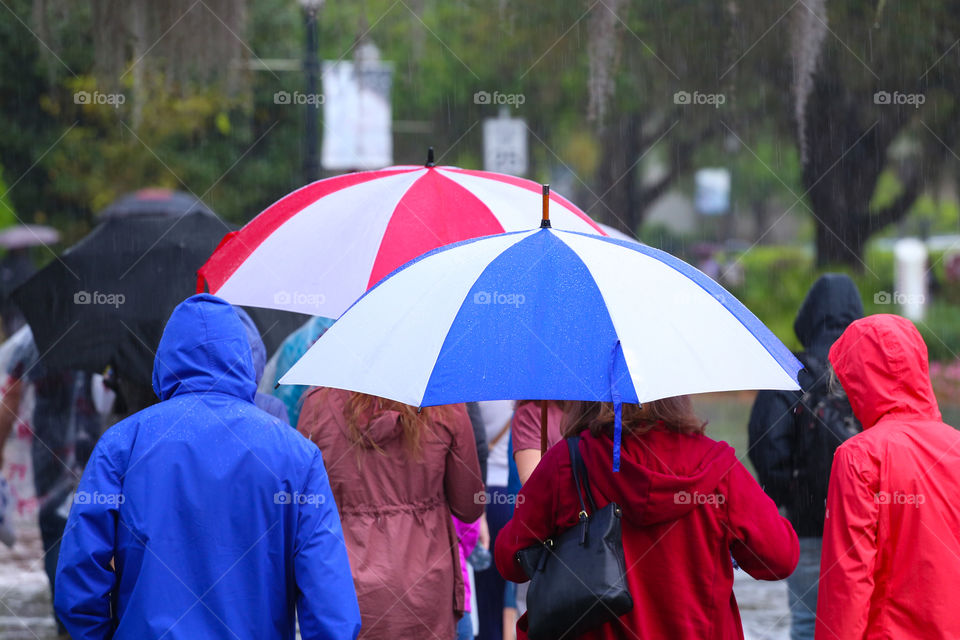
xmin=300 ymin=0 xmax=324 ymax=183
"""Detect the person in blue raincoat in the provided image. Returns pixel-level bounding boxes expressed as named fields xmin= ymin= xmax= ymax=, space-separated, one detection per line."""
xmin=53 ymin=294 xmax=361 ymax=640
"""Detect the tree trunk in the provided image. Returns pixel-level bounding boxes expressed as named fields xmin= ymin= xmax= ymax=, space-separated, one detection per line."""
xmin=591 ymin=112 xmax=642 ymax=235
xmin=800 ymin=44 xmax=920 ymax=268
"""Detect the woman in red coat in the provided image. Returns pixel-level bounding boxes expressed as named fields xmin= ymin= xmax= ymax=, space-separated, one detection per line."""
xmin=495 ymin=397 xmax=799 ymax=639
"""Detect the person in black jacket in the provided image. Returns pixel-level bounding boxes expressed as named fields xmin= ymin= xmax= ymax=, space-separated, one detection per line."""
xmin=747 ymin=273 xmax=863 ymax=640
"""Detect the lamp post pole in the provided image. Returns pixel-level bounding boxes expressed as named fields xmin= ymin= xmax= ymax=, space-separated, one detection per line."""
xmin=301 ymin=1 xmax=323 ymax=183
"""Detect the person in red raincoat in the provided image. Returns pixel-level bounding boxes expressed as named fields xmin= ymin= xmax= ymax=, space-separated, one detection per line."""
xmin=495 ymin=397 xmax=799 ymax=639
xmin=816 ymin=314 xmax=960 ymax=639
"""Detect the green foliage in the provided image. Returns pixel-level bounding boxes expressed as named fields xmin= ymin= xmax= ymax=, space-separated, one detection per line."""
xmin=0 ymin=165 xmax=16 ymax=228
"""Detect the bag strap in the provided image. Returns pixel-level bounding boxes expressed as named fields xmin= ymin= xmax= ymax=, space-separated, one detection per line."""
xmin=489 ymin=417 xmax=512 ymax=448
xmin=567 ymin=436 xmax=598 ymax=515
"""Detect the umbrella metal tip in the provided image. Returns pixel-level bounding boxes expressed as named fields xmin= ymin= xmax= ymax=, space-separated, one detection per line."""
xmin=426 ymin=147 xmax=435 ymax=167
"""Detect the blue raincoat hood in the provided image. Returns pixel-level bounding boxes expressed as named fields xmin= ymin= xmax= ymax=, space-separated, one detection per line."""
xmin=152 ymin=294 xmax=257 ymax=403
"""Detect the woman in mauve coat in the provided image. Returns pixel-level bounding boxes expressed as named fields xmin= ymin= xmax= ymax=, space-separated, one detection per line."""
xmin=298 ymin=387 xmax=484 ymax=640
xmin=495 ymin=397 xmax=799 ymax=640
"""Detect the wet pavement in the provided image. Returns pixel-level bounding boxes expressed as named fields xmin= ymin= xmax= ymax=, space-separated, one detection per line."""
xmin=0 ymin=515 xmax=790 ymax=640
xmin=0 ymin=519 xmax=59 ymax=639
xmin=735 ymin=570 xmax=790 ymax=640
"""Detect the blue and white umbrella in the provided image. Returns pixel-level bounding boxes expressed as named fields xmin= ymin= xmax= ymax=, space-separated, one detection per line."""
xmin=281 ymin=226 xmax=801 ymax=469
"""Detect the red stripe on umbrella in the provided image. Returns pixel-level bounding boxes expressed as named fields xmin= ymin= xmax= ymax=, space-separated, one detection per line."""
xmin=367 ymin=170 xmax=501 ymax=288
xmin=198 ymin=167 xmax=420 ymax=292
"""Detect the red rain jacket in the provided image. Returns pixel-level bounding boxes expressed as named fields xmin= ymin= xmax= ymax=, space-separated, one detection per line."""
xmin=816 ymin=314 xmax=960 ymax=639
xmin=495 ymin=425 xmax=798 ymax=639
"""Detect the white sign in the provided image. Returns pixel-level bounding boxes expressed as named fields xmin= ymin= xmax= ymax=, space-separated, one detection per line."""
xmin=893 ymin=237 xmax=928 ymax=321
xmin=483 ymin=117 xmax=528 ymax=175
xmin=322 ymin=54 xmax=393 ymax=170
xmin=694 ymin=168 xmax=731 ymax=216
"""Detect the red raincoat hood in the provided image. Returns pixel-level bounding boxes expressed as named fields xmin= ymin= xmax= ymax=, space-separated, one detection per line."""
xmin=828 ymin=314 xmax=941 ymax=429
xmin=578 ymin=427 xmax=738 ymax=527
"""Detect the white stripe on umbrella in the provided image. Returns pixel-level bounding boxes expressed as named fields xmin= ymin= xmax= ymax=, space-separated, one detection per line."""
xmin=281 ymin=231 xmax=534 ymax=404
xmin=215 ymin=170 xmax=425 ymax=314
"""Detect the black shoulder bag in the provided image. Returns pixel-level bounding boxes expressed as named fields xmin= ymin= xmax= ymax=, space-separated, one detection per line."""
xmin=515 ymin=436 xmax=634 ymax=640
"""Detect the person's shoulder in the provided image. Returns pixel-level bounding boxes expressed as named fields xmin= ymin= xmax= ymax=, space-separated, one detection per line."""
xmin=829 ymin=427 xmax=884 ymax=479
xmin=94 ymin=408 xmax=156 ymax=464
xmin=510 ymin=401 xmax=541 ymax=441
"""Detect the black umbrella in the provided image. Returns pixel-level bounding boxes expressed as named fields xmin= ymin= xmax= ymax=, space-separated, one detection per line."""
xmin=11 ymin=192 xmax=225 ymax=385
xmin=99 ymin=188 xmax=215 ymax=219
xmin=12 ymin=190 xmax=308 ymax=387
xmin=98 ymin=189 xmax=309 ymax=355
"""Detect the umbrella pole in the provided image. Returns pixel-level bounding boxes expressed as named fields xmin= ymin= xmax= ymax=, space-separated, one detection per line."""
xmin=540 ymin=183 xmax=551 ymax=455
xmin=540 ymin=399 xmax=548 ymax=454
xmin=540 ymin=184 xmax=551 ymax=228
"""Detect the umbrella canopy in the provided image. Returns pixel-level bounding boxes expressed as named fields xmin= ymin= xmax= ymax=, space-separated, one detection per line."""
xmin=197 ymin=165 xmax=605 ymax=317
xmin=12 ymin=208 xmax=230 ymax=386
xmin=12 ymin=189 xmax=236 ymax=387
xmin=0 ymin=224 xmax=60 ymax=250
xmin=280 ymin=226 xmax=802 ymax=466
xmin=11 ymin=194 xmax=307 ymax=387
xmin=100 ymin=188 xmax=214 ymax=219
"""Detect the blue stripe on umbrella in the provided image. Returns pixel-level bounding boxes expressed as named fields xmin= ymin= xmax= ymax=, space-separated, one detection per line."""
xmin=421 ymin=229 xmax=637 ymax=407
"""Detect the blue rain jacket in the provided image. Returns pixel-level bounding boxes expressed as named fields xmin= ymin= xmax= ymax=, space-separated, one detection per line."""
xmin=54 ymin=294 xmax=361 ymax=640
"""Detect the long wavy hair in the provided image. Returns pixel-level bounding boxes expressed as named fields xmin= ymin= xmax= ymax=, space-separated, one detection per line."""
xmin=327 ymin=390 xmax=455 ymax=460
xmin=560 ymin=396 xmax=706 ymax=438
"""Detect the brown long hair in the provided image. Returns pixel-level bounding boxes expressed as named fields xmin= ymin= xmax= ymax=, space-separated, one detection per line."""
xmin=332 ymin=390 xmax=455 ymax=459
xmin=560 ymin=396 xmax=705 ymax=438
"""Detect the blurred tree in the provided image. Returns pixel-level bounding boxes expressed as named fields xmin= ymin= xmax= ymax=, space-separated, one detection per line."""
xmin=789 ymin=0 xmax=960 ymax=267
xmin=3 ymin=0 xmax=957 ymax=261
xmin=0 ymin=165 xmax=18 ymax=228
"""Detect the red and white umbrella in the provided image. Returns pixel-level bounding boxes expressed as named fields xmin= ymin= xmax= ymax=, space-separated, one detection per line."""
xmin=198 ymin=164 xmax=604 ymax=317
